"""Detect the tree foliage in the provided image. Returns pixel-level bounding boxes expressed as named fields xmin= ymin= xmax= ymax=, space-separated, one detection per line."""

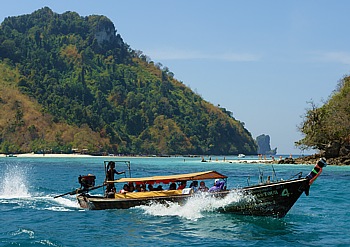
xmin=297 ymin=76 xmax=350 ymax=156
xmin=0 ymin=7 xmax=257 ymax=155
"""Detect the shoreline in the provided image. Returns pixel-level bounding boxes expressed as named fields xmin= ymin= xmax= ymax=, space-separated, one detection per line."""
xmin=0 ymin=153 xmax=327 ymax=165
xmin=203 ymin=159 xmax=279 ymax=164
xmin=0 ymin=153 xmax=278 ymax=163
xmin=0 ymin=153 xmax=96 ymax=158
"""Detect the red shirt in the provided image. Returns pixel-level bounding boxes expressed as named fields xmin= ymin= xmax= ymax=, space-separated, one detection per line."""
xmin=177 ymin=184 xmax=186 ymax=190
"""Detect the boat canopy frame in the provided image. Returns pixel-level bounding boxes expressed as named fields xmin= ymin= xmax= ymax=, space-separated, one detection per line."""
xmin=104 ymin=160 xmax=131 ymax=179
xmin=108 ymin=170 xmax=228 ymax=185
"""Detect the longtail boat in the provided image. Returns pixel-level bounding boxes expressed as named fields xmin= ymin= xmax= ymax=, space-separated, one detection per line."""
xmin=56 ymin=158 xmax=327 ymax=218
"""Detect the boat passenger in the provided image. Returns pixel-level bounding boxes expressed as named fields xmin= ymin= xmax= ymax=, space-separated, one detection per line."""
xmin=105 ymin=161 xmax=125 ymax=194
xmin=140 ymin=184 xmax=147 ymax=192
xmin=169 ymin=182 xmax=177 ymax=190
xmin=128 ymin=182 xmax=135 ymax=192
xmin=120 ymin=184 xmax=129 ymax=193
xmin=147 ymin=184 xmax=154 ymax=191
xmin=208 ymin=179 xmax=225 ymax=193
xmin=198 ymin=181 xmax=209 ymax=192
xmin=177 ymin=181 xmax=187 ymax=190
xmin=134 ymin=184 xmax=141 ymax=192
xmin=189 ymin=181 xmax=198 ymax=192
xmin=155 ymin=185 xmax=163 ymax=191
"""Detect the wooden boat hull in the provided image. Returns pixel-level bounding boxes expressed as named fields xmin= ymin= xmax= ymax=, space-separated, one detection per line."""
xmin=77 ymin=193 xmax=190 ymax=210
xmin=77 ymin=178 xmax=310 ymax=218
xmin=217 ymin=178 xmax=310 ymax=218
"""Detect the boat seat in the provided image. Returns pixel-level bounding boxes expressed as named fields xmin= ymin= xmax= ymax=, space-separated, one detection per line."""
xmin=114 ymin=190 xmax=183 ymax=199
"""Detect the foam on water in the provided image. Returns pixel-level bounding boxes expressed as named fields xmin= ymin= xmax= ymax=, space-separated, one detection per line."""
xmin=12 ymin=228 xmax=35 ymax=238
xmin=0 ymin=164 xmax=30 ymax=198
xmin=0 ymin=163 xmax=80 ymax=211
xmin=51 ymin=196 xmax=81 ymax=210
xmin=139 ymin=190 xmax=254 ymax=220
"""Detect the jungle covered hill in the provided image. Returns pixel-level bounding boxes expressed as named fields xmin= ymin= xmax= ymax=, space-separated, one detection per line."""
xmin=295 ymin=76 xmax=350 ymax=165
xmin=0 ymin=7 xmax=257 ymax=155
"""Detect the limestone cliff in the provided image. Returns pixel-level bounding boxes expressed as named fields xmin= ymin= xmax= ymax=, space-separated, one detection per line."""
xmin=256 ymin=134 xmax=277 ymax=155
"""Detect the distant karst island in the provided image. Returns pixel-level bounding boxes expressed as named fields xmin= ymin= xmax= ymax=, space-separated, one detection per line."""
xmin=256 ymin=134 xmax=277 ymax=156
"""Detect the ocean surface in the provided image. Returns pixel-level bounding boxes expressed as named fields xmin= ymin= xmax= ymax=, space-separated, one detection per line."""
xmin=0 ymin=156 xmax=349 ymax=247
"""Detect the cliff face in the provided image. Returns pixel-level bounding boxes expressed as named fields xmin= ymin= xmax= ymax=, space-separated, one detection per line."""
xmin=88 ymin=15 xmax=121 ymax=45
xmin=94 ymin=24 xmax=114 ymax=44
xmin=256 ymin=134 xmax=277 ymax=155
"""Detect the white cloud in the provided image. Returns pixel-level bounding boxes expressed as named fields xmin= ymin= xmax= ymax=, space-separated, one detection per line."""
xmin=312 ymin=51 xmax=350 ymax=65
xmin=145 ymin=48 xmax=261 ymax=62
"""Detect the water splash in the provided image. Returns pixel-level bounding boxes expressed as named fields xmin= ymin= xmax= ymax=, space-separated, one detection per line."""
xmin=51 ymin=196 xmax=81 ymax=211
xmin=0 ymin=163 xmax=81 ymax=211
xmin=0 ymin=164 xmax=30 ymax=198
xmin=139 ymin=190 xmax=255 ymax=220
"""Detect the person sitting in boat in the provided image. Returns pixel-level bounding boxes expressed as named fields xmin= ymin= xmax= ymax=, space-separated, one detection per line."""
xmin=208 ymin=179 xmax=225 ymax=193
xmin=134 ymin=184 xmax=141 ymax=192
xmin=128 ymin=182 xmax=135 ymax=192
xmin=198 ymin=181 xmax=209 ymax=192
xmin=147 ymin=184 xmax=154 ymax=191
xmin=169 ymin=182 xmax=177 ymax=190
xmin=189 ymin=181 xmax=198 ymax=192
xmin=120 ymin=184 xmax=129 ymax=193
xmin=140 ymin=184 xmax=147 ymax=192
xmin=154 ymin=185 xmax=163 ymax=191
xmin=177 ymin=181 xmax=187 ymax=190
xmin=105 ymin=161 xmax=125 ymax=195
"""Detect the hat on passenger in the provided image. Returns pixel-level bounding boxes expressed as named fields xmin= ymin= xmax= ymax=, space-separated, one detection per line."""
xmin=214 ymin=179 xmax=220 ymax=185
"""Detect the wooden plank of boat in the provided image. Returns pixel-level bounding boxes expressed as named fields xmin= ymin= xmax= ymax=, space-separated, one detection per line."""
xmin=77 ymin=191 xmax=191 ymax=210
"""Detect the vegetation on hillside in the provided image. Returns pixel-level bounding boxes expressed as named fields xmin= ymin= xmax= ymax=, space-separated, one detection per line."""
xmin=0 ymin=63 xmax=110 ymax=154
xmin=296 ymin=76 xmax=350 ymax=158
xmin=0 ymin=7 xmax=257 ymax=155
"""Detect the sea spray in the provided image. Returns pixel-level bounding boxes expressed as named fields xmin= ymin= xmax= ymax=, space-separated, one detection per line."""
xmin=139 ymin=190 xmax=255 ymax=220
xmin=0 ymin=163 xmax=81 ymax=211
xmin=0 ymin=164 xmax=30 ymax=198
xmin=51 ymin=196 xmax=80 ymax=210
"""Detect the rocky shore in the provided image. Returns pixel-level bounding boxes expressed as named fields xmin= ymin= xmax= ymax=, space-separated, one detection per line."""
xmin=279 ymin=153 xmax=350 ymax=166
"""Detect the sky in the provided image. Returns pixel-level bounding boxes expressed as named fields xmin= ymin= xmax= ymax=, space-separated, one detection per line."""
xmin=1 ymin=0 xmax=350 ymax=155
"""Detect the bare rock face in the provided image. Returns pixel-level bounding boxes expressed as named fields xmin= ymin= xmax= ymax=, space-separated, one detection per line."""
xmin=94 ymin=25 xmax=114 ymax=45
xmin=88 ymin=15 xmax=123 ymax=46
xmin=256 ymin=134 xmax=277 ymax=155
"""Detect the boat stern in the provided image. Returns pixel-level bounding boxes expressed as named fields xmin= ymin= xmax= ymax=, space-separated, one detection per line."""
xmin=77 ymin=194 xmax=94 ymax=209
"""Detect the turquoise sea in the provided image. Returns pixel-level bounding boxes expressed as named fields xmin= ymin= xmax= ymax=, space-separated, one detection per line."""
xmin=0 ymin=156 xmax=349 ymax=247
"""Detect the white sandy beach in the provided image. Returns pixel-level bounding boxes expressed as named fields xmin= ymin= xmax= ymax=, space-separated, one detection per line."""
xmin=204 ymin=159 xmax=275 ymax=164
xmin=0 ymin=153 xmax=97 ymax=158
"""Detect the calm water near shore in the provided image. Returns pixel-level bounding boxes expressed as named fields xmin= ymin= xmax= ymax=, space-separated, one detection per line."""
xmin=1 ymin=156 xmax=349 ymax=246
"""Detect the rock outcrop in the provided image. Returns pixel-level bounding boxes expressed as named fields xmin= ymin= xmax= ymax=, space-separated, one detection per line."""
xmin=256 ymin=134 xmax=277 ymax=155
xmin=276 ymin=152 xmax=350 ymax=166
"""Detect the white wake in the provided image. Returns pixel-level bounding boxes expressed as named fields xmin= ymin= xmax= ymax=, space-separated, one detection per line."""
xmin=139 ymin=190 xmax=255 ymax=220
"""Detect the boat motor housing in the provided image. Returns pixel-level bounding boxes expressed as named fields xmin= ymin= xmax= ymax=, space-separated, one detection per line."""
xmin=78 ymin=174 xmax=96 ymax=190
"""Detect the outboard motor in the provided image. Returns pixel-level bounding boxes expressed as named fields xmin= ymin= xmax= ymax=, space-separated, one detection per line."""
xmin=306 ymin=158 xmax=327 ymax=185
xmin=78 ymin=174 xmax=96 ymax=190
